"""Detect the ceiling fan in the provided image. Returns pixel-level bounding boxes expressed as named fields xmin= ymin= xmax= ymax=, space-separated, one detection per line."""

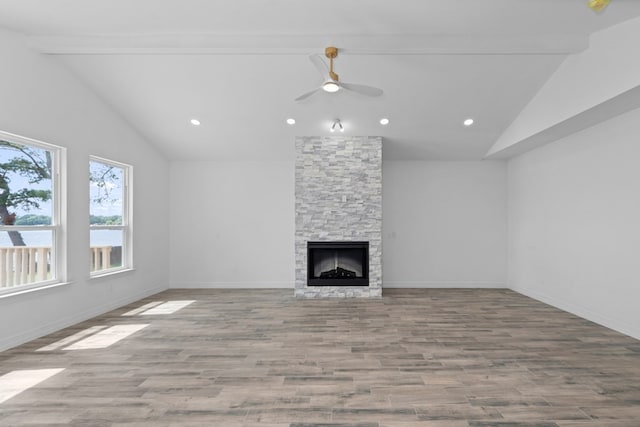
xmin=295 ymin=47 xmax=383 ymax=101
xmin=588 ymin=0 xmax=611 ymax=12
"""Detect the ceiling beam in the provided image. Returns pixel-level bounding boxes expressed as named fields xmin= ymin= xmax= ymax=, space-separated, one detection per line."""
xmin=485 ymin=86 xmax=640 ymax=160
xmin=29 ymin=34 xmax=588 ymax=55
xmin=486 ymin=16 xmax=640 ymax=159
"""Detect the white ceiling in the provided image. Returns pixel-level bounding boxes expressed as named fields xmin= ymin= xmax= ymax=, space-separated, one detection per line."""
xmin=1 ymin=0 xmax=639 ymax=161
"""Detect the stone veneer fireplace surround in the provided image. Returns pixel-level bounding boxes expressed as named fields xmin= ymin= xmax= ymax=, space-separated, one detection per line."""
xmin=295 ymin=136 xmax=382 ymax=298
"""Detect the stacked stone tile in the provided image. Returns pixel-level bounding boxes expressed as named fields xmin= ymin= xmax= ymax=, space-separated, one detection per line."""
xmin=295 ymin=136 xmax=382 ymax=298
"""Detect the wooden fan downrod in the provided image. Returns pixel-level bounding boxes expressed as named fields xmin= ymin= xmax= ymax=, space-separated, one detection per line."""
xmin=325 ymin=46 xmax=339 ymax=81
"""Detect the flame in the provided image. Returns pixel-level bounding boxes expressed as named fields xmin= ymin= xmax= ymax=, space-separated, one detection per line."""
xmin=588 ymin=0 xmax=611 ymax=12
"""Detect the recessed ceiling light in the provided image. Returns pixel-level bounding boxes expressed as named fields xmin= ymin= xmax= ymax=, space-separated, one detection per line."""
xmin=380 ymin=118 xmax=390 ymax=125
xmin=286 ymin=118 xmax=296 ymax=125
xmin=190 ymin=119 xmax=201 ymax=126
xmin=463 ymin=118 xmax=474 ymax=126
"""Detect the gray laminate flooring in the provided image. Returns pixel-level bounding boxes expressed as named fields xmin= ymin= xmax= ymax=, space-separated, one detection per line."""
xmin=1 ymin=288 xmax=639 ymax=426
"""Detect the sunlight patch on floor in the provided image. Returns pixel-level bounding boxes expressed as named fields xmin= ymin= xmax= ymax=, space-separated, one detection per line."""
xmin=0 ymin=368 xmax=65 ymax=404
xmin=63 ymin=324 xmax=149 ymax=350
xmin=140 ymin=300 xmax=195 ymax=315
xmin=122 ymin=301 xmax=163 ymax=316
xmin=37 ymin=325 xmax=108 ymax=352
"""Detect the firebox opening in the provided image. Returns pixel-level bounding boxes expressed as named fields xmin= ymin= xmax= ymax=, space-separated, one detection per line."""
xmin=307 ymin=241 xmax=369 ymax=286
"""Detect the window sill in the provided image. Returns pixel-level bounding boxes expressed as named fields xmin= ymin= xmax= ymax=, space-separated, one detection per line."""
xmin=89 ymin=267 xmax=136 ymax=281
xmin=0 ymin=281 xmax=72 ymax=299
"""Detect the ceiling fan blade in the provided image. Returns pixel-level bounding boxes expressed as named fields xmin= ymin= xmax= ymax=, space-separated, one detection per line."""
xmin=340 ymin=82 xmax=383 ymax=97
xmin=309 ymin=54 xmax=329 ymax=77
xmin=295 ymin=87 xmax=321 ymax=101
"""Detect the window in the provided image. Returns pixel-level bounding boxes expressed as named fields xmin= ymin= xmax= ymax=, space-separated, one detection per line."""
xmin=0 ymin=131 xmax=64 ymax=293
xmin=89 ymin=157 xmax=131 ymax=275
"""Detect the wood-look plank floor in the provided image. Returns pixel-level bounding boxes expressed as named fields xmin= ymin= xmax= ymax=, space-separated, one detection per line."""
xmin=1 ymin=289 xmax=639 ymax=426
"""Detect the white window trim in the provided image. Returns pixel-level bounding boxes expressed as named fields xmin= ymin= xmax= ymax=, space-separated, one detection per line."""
xmin=89 ymin=156 xmax=132 ymax=277
xmin=0 ymin=130 xmax=66 ymax=296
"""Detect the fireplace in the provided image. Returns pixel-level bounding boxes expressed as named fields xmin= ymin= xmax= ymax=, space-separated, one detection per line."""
xmin=295 ymin=136 xmax=382 ymax=298
xmin=307 ymin=241 xmax=369 ymax=286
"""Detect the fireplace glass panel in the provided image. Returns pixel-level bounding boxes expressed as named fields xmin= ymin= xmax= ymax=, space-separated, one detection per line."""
xmin=313 ymin=249 xmax=363 ymax=278
xmin=307 ymin=241 xmax=369 ymax=286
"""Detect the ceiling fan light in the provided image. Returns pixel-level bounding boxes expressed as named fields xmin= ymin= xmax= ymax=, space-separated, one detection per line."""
xmin=323 ymin=81 xmax=340 ymax=93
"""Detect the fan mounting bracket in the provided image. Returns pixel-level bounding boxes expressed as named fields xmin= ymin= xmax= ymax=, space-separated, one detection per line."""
xmin=325 ymin=46 xmax=338 ymax=59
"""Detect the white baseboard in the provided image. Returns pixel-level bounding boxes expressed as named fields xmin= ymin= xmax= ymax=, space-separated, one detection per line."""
xmin=170 ymin=281 xmax=294 ymax=289
xmin=172 ymin=281 xmax=506 ymax=289
xmin=383 ymin=281 xmax=507 ymax=288
xmin=512 ymin=287 xmax=640 ymax=341
xmin=0 ymin=285 xmax=166 ymax=352
xmin=170 ymin=281 xmax=506 ymax=290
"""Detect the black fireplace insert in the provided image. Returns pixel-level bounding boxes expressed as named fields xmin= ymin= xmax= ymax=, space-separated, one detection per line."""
xmin=307 ymin=241 xmax=369 ymax=286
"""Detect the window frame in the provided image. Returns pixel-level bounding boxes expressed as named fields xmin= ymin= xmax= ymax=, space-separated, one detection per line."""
xmin=0 ymin=130 xmax=66 ymax=296
xmin=89 ymin=156 xmax=132 ymax=277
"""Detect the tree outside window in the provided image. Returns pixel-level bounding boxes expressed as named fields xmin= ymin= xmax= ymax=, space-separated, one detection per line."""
xmin=0 ymin=133 xmax=60 ymax=291
xmin=90 ymin=157 xmax=131 ymax=274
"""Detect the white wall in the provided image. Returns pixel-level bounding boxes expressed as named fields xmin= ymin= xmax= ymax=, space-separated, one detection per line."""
xmin=170 ymin=159 xmax=508 ymax=291
xmin=169 ymin=161 xmax=295 ymax=288
xmin=383 ymin=161 xmax=507 ymax=288
xmin=508 ymin=107 xmax=640 ymax=340
xmin=0 ymin=27 xmax=170 ymax=351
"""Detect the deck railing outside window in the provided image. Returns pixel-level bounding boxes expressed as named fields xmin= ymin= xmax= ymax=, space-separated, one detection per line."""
xmin=0 ymin=246 xmax=114 ymax=288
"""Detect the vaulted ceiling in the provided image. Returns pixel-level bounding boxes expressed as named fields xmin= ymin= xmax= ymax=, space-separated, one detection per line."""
xmin=1 ymin=0 xmax=639 ymax=160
